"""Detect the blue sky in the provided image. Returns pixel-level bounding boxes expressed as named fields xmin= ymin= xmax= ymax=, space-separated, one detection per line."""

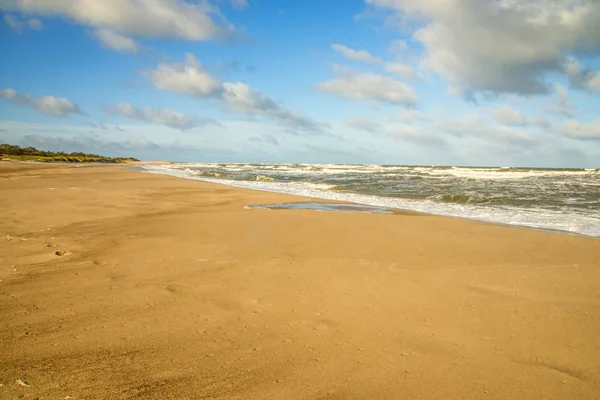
xmin=0 ymin=0 xmax=599 ymax=167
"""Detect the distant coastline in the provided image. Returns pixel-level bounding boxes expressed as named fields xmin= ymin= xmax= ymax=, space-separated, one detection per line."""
xmin=0 ymin=143 xmax=139 ymax=164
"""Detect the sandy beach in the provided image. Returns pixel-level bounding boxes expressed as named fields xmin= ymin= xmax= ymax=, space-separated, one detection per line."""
xmin=1 ymin=161 xmax=599 ymax=399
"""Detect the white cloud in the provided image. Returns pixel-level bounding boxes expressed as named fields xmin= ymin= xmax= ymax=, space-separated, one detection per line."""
xmin=544 ymin=84 xmax=574 ymax=117
xmin=229 ymin=0 xmax=248 ymax=9
xmin=0 ymin=0 xmax=232 ymax=40
xmin=147 ymin=53 xmax=222 ymax=97
xmin=555 ymin=119 xmax=600 ymax=141
xmin=221 ymin=82 xmax=271 ymax=112
xmin=386 ymin=124 xmax=447 ymax=147
xmin=345 ymin=116 xmax=381 ymax=132
xmin=329 ymin=44 xmax=415 ymax=78
xmin=221 ymin=82 xmax=324 ymax=133
xmin=491 ymin=105 xmax=528 ymax=127
xmin=145 ymin=54 xmax=325 ymax=133
xmin=3 ymin=13 xmax=42 ymax=32
xmin=381 ymin=113 xmax=538 ymax=154
xmin=531 ymin=115 xmax=550 ymax=129
xmin=388 ymin=39 xmax=408 ymax=54
xmin=0 ymin=88 xmax=81 ymax=117
xmin=94 ymin=29 xmax=139 ymax=53
xmin=588 ymin=74 xmax=600 ymax=92
xmin=383 ymin=61 xmax=413 ymax=79
xmin=107 ymin=102 xmax=216 ymax=130
xmin=564 ymin=57 xmax=600 ymax=93
xmin=331 ymin=64 xmax=359 ymax=77
xmin=318 ymin=72 xmax=418 ymax=106
xmin=434 ymin=114 xmax=537 ymax=149
xmin=393 ymin=109 xmax=428 ymax=124
xmin=248 ymin=134 xmax=279 ymax=146
xmin=367 ymin=0 xmax=600 ymax=95
xmin=490 ymin=106 xmax=550 ymax=129
xmin=331 ymin=44 xmax=382 ymax=64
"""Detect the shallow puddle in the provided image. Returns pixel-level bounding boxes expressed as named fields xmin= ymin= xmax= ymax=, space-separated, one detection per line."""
xmin=245 ymin=202 xmax=394 ymax=214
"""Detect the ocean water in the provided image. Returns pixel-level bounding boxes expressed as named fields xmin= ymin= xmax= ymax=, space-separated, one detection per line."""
xmin=142 ymin=163 xmax=600 ymax=238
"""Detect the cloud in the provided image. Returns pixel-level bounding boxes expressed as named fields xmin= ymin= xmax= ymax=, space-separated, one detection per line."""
xmin=491 ymin=105 xmax=528 ymax=127
xmin=329 ymin=44 xmax=415 ymax=78
xmin=147 ymin=53 xmax=222 ymax=97
xmin=385 ymin=125 xmax=448 ymax=148
xmin=555 ymin=119 xmax=600 ymax=141
xmin=145 ymin=53 xmax=325 ymax=133
xmin=378 ymin=113 xmax=537 ymax=153
xmin=588 ymin=74 xmax=600 ymax=92
xmin=219 ymin=60 xmax=256 ymax=73
xmin=88 ymin=121 xmax=108 ymax=130
xmin=94 ymin=29 xmax=139 ymax=53
xmin=0 ymin=88 xmax=82 ymax=117
xmin=221 ymin=82 xmax=324 ymax=133
xmin=229 ymin=0 xmax=248 ymax=9
xmin=16 ymin=133 xmax=233 ymax=161
xmin=368 ymin=0 xmax=600 ymax=96
xmin=388 ymin=39 xmax=408 ymax=54
xmin=490 ymin=106 xmax=550 ymax=129
xmin=435 ymin=114 xmax=537 ymax=150
xmin=107 ymin=102 xmax=217 ymax=130
xmin=564 ymin=57 xmax=600 ymax=93
xmin=345 ymin=116 xmax=381 ymax=132
xmin=318 ymin=72 xmax=418 ymax=106
xmin=531 ymin=115 xmax=551 ymax=129
xmin=0 ymin=0 xmax=233 ymax=41
xmin=3 ymin=13 xmax=42 ymax=32
xmin=544 ymin=84 xmax=574 ymax=117
xmin=331 ymin=44 xmax=382 ymax=64
xmin=248 ymin=134 xmax=279 ymax=145
xmin=383 ymin=61 xmax=413 ymax=79
xmin=393 ymin=109 xmax=428 ymax=124
xmin=20 ymin=134 xmax=158 ymax=154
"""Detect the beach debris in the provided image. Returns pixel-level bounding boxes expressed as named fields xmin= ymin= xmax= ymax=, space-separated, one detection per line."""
xmin=65 ymin=396 xmax=76 ymax=399
xmin=0 ymin=383 xmax=6 ymax=387
xmin=54 ymin=251 xmax=71 ymax=256
xmin=16 ymin=379 xmax=30 ymax=387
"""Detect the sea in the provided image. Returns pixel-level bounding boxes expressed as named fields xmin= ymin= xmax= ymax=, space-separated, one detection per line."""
xmin=142 ymin=163 xmax=600 ymax=238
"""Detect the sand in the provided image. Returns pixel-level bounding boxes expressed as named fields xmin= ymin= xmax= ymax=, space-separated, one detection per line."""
xmin=1 ymin=161 xmax=599 ymax=400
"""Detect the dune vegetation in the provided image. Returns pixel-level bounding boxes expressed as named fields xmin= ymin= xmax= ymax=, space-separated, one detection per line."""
xmin=0 ymin=144 xmax=138 ymax=163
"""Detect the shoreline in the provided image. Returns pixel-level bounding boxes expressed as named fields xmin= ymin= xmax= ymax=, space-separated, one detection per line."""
xmin=140 ymin=165 xmax=599 ymax=239
xmin=2 ymin=162 xmax=599 ymax=399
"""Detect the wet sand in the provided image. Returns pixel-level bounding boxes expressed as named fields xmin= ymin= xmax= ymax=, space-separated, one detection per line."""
xmin=1 ymin=161 xmax=599 ymax=399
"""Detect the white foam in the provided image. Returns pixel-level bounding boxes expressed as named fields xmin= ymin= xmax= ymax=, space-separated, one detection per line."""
xmin=170 ymin=163 xmax=599 ymax=181
xmin=417 ymin=168 xmax=597 ymax=180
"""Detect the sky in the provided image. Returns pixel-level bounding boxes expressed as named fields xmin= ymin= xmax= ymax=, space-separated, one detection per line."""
xmin=0 ymin=0 xmax=599 ymax=167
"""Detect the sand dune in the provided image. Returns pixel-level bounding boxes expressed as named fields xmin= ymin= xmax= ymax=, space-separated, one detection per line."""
xmin=1 ymin=162 xmax=599 ymax=399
